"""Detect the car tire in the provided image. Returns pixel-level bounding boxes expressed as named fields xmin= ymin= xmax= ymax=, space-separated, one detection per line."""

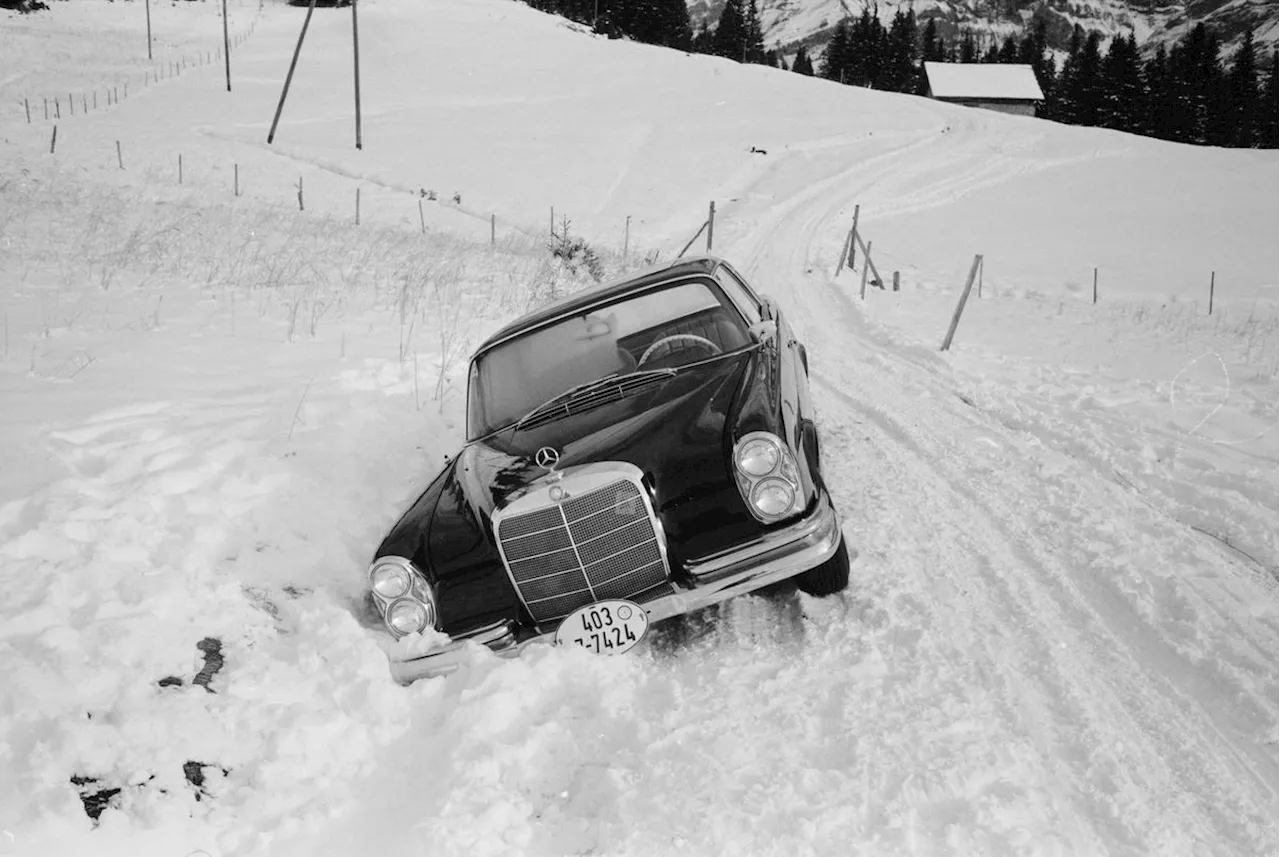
xmin=793 ymin=536 xmax=849 ymax=596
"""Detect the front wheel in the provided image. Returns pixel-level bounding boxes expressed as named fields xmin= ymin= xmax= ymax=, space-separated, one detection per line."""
xmin=793 ymin=536 xmax=849 ymax=596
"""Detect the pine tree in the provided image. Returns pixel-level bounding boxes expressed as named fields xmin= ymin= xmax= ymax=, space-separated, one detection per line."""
xmin=792 ymin=45 xmax=815 ymax=76
xmin=711 ymin=0 xmax=747 ymax=60
xmin=822 ymin=20 xmax=851 ymax=83
xmin=743 ymin=0 xmax=767 ymax=63
xmin=920 ymin=18 xmax=945 ymax=63
xmin=880 ymin=9 xmax=917 ymax=92
xmin=998 ymin=34 xmax=1018 ymax=64
xmin=1262 ymin=50 xmax=1279 ymax=148
xmin=1140 ymin=44 xmax=1174 ymax=139
xmin=1100 ymin=33 xmax=1142 ymax=132
xmin=959 ymin=30 xmax=978 ymax=64
xmin=1227 ymin=30 xmax=1260 ymax=146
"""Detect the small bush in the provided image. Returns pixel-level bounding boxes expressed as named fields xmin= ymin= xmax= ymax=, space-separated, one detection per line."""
xmin=549 ymin=217 xmax=603 ymax=283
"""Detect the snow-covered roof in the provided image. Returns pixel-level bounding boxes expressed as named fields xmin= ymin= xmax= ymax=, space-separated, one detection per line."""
xmin=923 ymin=62 xmax=1045 ymax=101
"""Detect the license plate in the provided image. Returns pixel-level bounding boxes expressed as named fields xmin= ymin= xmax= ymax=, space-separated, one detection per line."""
xmin=555 ymin=599 xmax=648 ymax=655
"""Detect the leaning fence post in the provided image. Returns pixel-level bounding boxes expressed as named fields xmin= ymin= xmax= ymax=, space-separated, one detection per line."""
xmin=940 ymin=255 xmax=983 ymax=352
xmin=116 ymin=140 xmax=124 ymax=169
xmin=848 ymin=205 xmax=859 ymax=268
xmin=859 ymin=241 xmax=873 ymax=300
xmin=49 ymin=124 xmax=57 ymax=154
xmin=24 ymin=98 xmax=30 ymax=123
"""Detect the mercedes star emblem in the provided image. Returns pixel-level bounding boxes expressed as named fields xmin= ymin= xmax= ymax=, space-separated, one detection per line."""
xmin=534 ymin=446 xmax=560 ymax=472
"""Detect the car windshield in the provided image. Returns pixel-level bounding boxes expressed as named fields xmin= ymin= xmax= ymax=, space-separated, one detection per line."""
xmin=467 ymin=278 xmax=751 ymax=438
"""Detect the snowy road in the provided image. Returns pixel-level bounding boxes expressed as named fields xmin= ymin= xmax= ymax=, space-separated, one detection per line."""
xmin=725 ymin=130 xmax=1279 ymax=855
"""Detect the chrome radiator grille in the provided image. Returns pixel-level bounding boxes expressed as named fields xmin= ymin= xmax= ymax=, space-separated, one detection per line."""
xmin=494 ymin=478 xmax=672 ymax=625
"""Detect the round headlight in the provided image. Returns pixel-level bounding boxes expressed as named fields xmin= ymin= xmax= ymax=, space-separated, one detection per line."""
xmin=751 ymin=478 xmax=795 ymax=518
xmin=736 ymin=437 xmax=780 ymax=477
xmin=387 ymin=598 xmax=429 ymax=635
xmin=370 ymin=562 xmax=411 ymax=599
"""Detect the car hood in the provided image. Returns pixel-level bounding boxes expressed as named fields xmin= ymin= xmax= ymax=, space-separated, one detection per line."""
xmin=457 ymin=349 xmax=768 ymax=561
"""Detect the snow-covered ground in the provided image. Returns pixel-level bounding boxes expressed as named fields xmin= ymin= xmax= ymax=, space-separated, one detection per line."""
xmin=0 ymin=1 xmax=1276 ymax=855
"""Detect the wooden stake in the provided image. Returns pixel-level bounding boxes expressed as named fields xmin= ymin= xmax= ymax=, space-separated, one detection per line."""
xmin=234 ymin=163 xmax=239 ymax=197
xmin=352 ymin=0 xmax=363 ymax=149
xmin=834 ymin=227 xmax=852 ymax=278
xmin=49 ymin=124 xmax=57 ymax=154
xmin=623 ymin=215 xmax=630 ymax=261
xmin=44 ymin=98 xmax=48 ymax=120
xmin=356 ymin=187 xmax=361 ymax=225
xmin=418 ymin=199 xmax=425 ymax=233
xmin=893 ymin=270 xmax=900 ymax=292
xmin=93 ymin=91 xmax=98 ymax=110
xmin=491 ymin=213 xmax=496 ymax=245
xmin=55 ymin=99 xmax=61 ymax=119
xmin=179 ymin=153 xmax=183 ymax=183
xmin=146 ymin=0 xmax=153 ymax=60
xmin=859 ymin=241 xmax=873 ymax=300
xmin=1208 ymin=271 xmax=1215 ymax=315
xmin=297 ymin=176 xmax=304 ymax=211
xmin=1092 ymin=267 xmax=1098 ymax=305
xmin=82 ymin=94 xmax=88 ymax=114
xmin=706 ymin=201 xmax=715 ymax=252
xmin=69 ymin=93 xmax=74 ymax=116
xmin=977 ymin=256 xmax=984 ymax=297
xmin=268 ymin=0 xmax=319 ymax=144
xmin=116 ymin=140 xmax=124 ymax=169
xmin=550 ymin=206 xmax=555 ymax=236
xmin=940 ymin=255 xmax=983 ymax=352
xmin=850 ymin=228 xmax=885 ymax=294
xmin=24 ymin=98 xmax=30 ymax=123
xmin=848 ymin=205 xmax=860 ymax=268
xmin=222 ymin=0 xmax=232 ymax=91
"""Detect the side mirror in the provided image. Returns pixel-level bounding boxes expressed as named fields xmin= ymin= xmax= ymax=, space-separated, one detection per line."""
xmin=749 ymin=320 xmax=777 ymax=346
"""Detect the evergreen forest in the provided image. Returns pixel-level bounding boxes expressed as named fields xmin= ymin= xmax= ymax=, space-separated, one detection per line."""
xmin=518 ymin=0 xmax=1279 ymax=148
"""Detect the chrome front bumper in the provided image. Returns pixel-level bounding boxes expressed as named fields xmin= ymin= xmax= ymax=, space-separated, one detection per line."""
xmin=384 ymin=491 xmax=843 ymax=685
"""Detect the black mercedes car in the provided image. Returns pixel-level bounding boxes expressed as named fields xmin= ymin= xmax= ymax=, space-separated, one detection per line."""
xmin=367 ymin=255 xmax=849 ymax=683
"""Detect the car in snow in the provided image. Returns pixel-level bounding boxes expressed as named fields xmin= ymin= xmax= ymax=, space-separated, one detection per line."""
xmin=366 ymin=255 xmax=849 ymax=683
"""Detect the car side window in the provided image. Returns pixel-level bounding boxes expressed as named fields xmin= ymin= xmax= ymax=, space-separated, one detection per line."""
xmin=714 ymin=265 xmax=764 ymax=324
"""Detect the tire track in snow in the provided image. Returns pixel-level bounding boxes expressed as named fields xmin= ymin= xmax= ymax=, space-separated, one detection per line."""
xmin=715 ymin=111 xmax=1278 ymax=855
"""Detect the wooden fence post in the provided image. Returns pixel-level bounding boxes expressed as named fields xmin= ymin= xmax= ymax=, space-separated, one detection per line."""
xmin=234 ymin=163 xmax=239 ymax=196
xmin=355 ymin=187 xmax=361 ymax=225
xmin=1208 ymin=271 xmax=1215 ymax=315
xmin=850 ymin=228 xmax=884 ymax=291
xmin=1093 ymin=267 xmax=1098 ymax=305
xmin=893 ymin=271 xmax=899 ymax=292
xmin=977 ymin=256 xmax=984 ymax=297
xmin=623 ymin=215 xmax=630 ymax=261
xmin=859 ymin=241 xmax=873 ymax=300
xmin=848 ymin=206 xmax=859 ymax=269
xmin=179 ymin=153 xmax=183 ymax=183
xmin=491 ymin=213 xmax=496 ymax=245
xmin=49 ymin=124 xmax=57 ymax=154
xmin=940 ymin=255 xmax=983 ymax=352
xmin=222 ymin=0 xmax=232 ymax=92
xmin=297 ymin=176 xmax=304 ymax=211
xmin=418 ymin=199 xmax=425 ymax=234
xmin=116 ymin=140 xmax=124 ymax=169
xmin=833 ymin=227 xmax=852 ymax=278
xmin=706 ymin=201 xmax=715 ymax=252
xmin=24 ymin=98 xmax=30 ymax=123
xmin=268 ymin=0 xmax=318 ymax=144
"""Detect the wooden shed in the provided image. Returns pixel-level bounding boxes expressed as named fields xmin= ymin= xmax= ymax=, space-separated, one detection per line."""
xmin=923 ymin=62 xmax=1045 ymax=117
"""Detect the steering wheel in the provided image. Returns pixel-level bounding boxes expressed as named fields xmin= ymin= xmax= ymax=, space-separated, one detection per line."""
xmin=638 ymin=334 xmax=722 ymax=367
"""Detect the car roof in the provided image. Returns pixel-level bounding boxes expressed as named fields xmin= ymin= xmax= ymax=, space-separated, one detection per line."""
xmin=473 ymin=255 xmax=725 ymax=356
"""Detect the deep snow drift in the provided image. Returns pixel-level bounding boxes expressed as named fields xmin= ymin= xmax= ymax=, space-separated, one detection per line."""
xmin=0 ymin=1 xmax=1276 ymax=856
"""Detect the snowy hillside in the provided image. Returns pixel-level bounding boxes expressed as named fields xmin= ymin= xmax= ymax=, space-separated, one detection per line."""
xmin=0 ymin=0 xmax=1276 ymax=856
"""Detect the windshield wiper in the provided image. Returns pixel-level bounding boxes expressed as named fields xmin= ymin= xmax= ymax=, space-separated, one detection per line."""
xmin=513 ymin=369 xmax=676 ymax=433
